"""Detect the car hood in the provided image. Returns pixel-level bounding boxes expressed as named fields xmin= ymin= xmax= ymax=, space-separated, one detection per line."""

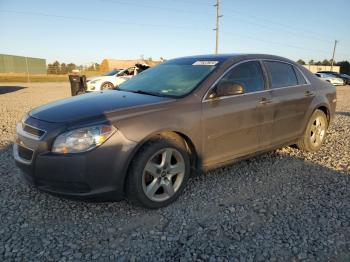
xmin=29 ymin=91 xmax=172 ymax=123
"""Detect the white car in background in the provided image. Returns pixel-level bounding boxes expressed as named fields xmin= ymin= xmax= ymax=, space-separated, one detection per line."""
xmin=315 ymin=72 xmax=344 ymax=86
xmin=86 ymin=64 xmax=150 ymax=92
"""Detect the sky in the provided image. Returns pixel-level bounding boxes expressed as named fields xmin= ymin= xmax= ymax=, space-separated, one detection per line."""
xmin=0 ymin=0 xmax=349 ymax=65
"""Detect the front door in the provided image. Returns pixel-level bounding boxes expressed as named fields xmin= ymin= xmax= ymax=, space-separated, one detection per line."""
xmin=201 ymin=60 xmax=272 ymax=167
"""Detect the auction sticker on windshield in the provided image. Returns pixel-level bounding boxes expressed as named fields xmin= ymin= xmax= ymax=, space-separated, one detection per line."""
xmin=192 ymin=61 xmax=219 ymax=66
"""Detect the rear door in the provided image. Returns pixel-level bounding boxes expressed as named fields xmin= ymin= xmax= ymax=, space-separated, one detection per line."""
xmin=263 ymin=60 xmax=314 ymax=146
xmin=201 ymin=60 xmax=272 ymax=166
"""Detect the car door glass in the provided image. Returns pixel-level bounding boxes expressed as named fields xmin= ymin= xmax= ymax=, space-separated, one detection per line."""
xmin=293 ymin=67 xmax=307 ymax=85
xmin=218 ymin=61 xmax=265 ymax=95
xmin=265 ymin=61 xmax=298 ymax=88
xmin=294 ymin=67 xmax=307 ymax=85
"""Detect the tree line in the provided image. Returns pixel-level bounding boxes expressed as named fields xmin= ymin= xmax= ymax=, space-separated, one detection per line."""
xmin=47 ymin=59 xmax=350 ymax=75
xmin=296 ymin=59 xmax=350 ymax=74
xmin=47 ymin=61 xmax=100 ymax=74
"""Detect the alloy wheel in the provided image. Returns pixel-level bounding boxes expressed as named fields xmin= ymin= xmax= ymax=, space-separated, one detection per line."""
xmin=310 ymin=116 xmax=326 ymax=147
xmin=102 ymin=83 xmax=114 ymax=90
xmin=142 ymin=148 xmax=185 ymax=202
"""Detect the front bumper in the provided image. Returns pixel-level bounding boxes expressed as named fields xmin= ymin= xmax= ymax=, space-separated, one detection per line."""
xmin=331 ymin=80 xmax=345 ymax=86
xmin=14 ymin=118 xmax=137 ymax=199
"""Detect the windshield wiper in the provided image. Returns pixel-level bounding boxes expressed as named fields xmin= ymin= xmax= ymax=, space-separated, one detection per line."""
xmin=119 ymin=89 xmax=166 ymax=97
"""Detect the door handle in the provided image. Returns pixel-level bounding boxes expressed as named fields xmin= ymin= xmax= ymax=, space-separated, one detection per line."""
xmin=259 ymin=97 xmax=273 ymax=105
xmin=304 ymin=90 xmax=314 ymax=97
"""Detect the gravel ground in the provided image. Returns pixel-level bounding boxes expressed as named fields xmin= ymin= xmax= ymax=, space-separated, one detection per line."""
xmin=0 ymin=83 xmax=349 ymax=262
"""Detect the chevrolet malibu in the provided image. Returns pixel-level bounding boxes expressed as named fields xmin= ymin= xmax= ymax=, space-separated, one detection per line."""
xmin=14 ymin=54 xmax=336 ymax=208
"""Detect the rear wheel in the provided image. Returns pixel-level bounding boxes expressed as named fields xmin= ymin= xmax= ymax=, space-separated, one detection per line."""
xmin=297 ymin=109 xmax=328 ymax=152
xmin=126 ymin=135 xmax=190 ymax=209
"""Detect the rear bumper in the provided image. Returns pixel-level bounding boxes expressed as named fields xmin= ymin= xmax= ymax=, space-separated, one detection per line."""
xmin=14 ymin=120 xmax=137 ymax=199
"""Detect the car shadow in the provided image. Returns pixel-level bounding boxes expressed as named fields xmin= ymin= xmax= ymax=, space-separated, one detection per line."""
xmin=336 ymin=111 xmax=350 ymax=117
xmin=0 ymin=85 xmax=27 ymax=95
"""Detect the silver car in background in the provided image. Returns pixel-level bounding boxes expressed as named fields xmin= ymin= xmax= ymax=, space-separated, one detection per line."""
xmin=315 ymin=72 xmax=344 ymax=86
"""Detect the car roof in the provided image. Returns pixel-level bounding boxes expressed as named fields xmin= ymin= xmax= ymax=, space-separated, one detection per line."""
xmin=167 ymin=53 xmax=295 ymax=64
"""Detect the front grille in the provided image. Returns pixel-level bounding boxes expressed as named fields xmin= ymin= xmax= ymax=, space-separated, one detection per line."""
xmin=22 ymin=123 xmax=45 ymax=138
xmin=17 ymin=144 xmax=34 ymax=161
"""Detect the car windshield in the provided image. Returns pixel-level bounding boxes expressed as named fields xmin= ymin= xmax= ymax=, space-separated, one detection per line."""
xmin=118 ymin=60 xmax=218 ymax=97
xmin=104 ymin=69 xmax=121 ymax=76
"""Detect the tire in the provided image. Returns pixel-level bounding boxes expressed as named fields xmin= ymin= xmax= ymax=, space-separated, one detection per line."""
xmin=126 ymin=135 xmax=191 ymax=209
xmin=296 ymin=109 xmax=328 ymax=152
xmin=101 ymin=82 xmax=114 ymax=90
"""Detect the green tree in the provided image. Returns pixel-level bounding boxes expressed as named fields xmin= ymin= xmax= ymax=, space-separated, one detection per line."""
xmin=297 ymin=59 xmax=306 ymax=65
xmin=47 ymin=61 xmax=60 ymax=74
xmin=315 ymin=61 xmax=322 ymax=65
xmin=67 ymin=63 xmax=77 ymax=73
xmin=336 ymin=61 xmax=350 ymax=74
xmin=87 ymin=63 xmax=100 ymax=71
xmin=308 ymin=60 xmax=314 ymax=65
xmin=321 ymin=59 xmax=331 ymax=66
xmin=60 ymin=63 xmax=68 ymax=74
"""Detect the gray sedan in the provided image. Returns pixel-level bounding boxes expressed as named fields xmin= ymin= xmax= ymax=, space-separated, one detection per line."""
xmin=14 ymin=54 xmax=336 ymax=208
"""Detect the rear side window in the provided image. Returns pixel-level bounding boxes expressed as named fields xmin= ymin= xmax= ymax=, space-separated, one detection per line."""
xmin=220 ymin=61 xmax=265 ymax=93
xmin=265 ymin=61 xmax=298 ymax=88
xmin=294 ymin=66 xmax=307 ymax=85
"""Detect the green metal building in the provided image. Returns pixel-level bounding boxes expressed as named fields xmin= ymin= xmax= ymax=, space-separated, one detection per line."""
xmin=0 ymin=54 xmax=46 ymax=74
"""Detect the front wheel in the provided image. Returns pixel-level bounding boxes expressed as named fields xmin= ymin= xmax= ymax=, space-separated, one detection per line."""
xmin=126 ymin=135 xmax=191 ymax=209
xmin=296 ymin=109 xmax=328 ymax=152
xmin=101 ymin=82 xmax=114 ymax=90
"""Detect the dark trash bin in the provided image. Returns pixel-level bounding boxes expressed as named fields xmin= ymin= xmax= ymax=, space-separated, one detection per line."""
xmin=69 ymin=75 xmax=87 ymax=96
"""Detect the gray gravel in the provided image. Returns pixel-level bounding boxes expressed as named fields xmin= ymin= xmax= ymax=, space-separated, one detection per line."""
xmin=0 ymin=82 xmax=349 ymax=261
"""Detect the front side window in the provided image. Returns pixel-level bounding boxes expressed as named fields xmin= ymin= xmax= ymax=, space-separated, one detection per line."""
xmin=265 ymin=61 xmax=298 ymax=88
xmin=218 ymin=61 xmax=265 ymax=94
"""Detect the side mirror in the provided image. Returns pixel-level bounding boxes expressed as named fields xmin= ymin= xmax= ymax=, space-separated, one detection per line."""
xmin=214 ymin=81 xmax=244 ymax=98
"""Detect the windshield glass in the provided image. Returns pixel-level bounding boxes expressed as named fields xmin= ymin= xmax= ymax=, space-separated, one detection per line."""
xmin=118 ymin=60 xmax=218 ymax=97
xmin=104 ymin=69 xmax=121 ymax=76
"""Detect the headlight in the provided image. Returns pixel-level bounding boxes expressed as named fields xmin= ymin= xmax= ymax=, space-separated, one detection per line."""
xmin=52 ymin=125 xmax=115 ymax=154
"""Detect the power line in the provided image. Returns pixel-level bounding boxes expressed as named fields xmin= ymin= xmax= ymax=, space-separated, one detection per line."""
xmin=0 ymin=9 xmax=347 ymax=58
xmin=98 ymin=0 xmax=342 ymax=45
xmin=126 ymin=0 xmax=340 ymax=43
xmin=0 ymin=9 xmax=208 ymax=31
xmin=223 ymin=8 xmax=337 ymax=42
xmin=99 ymin=0 xmax=214 ymax=16
xmin=222 ymin=30 xmax=344 ymax=56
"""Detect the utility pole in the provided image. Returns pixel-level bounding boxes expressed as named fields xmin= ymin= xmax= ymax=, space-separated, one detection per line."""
xmin=213 ymin=0 xmax=222 ymax=54
xmin=25 ymin=56 xmax=30 ymax=83
xmin=331 ymin=40 xmax=338 ymax=71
